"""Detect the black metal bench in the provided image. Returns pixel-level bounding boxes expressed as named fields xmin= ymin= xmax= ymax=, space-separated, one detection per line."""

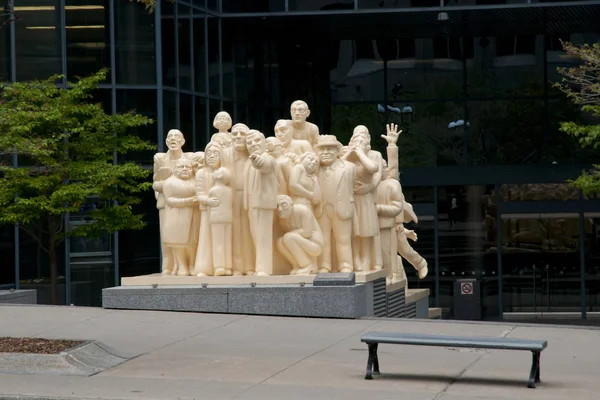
xmin=360 ymin=331 xmax=548 ymax=388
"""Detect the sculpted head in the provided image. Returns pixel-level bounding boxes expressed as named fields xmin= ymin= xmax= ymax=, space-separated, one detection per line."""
xmin=300 ymin=152 xmax=318 ymax=175
xmin=204 ymin=142 xmax=222 ymax=170
xmin=172 ymin=159 xmax=194 ymax=180
xmin=315 ymin=135 xmax=342 ymax=167
xmin=274 ymin=119 xmax=293 ymax=146
xmin=212 ymin=167 xmax=231 ymax=186
xmin=339 ymin=146 xmax=349 ymax=158
xmin=350 ymin=125 xmax=371 ymax=152
xmin=213 ymin=111 xmax=232 ymax=132
xmin=212 ymin=132 xmax=232 ymax=148
xmin=166 ymin=129 xmax=185 ymax=151
xmin=246 ymin=130 xmax=266 ymax=155
xmin=266 ymin=137 xmax=283 ymax=158
xmin=277 ymin=195 xmax=294 ymax=220
xmin=231 ymin=123 xmax=250 ymax=152
xmin=192 ymin=151 xmax=205 ymax=172
xmin=290 ymin=100 xmax=310 ymax=123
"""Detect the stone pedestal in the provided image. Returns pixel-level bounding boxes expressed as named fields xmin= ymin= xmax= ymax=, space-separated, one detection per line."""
xmin=0 ymin=290 xmax=37 ymax=305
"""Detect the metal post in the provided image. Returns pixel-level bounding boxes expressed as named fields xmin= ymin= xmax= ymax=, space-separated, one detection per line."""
xmin=174 ymin=4 xmax=180 ymax=129
xmin=10 ymin=0 xmax=18 ymax=289
xmin=155 ymin=0 xmax=164 ymax=151
xmin=434 ymin=185 xmax=440 ymax=307
xmin=580 ymin=212 xmax=586 ymax=319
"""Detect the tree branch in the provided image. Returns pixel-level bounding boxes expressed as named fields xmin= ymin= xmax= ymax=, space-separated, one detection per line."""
xmin=16 ymin=223 xmax=50 ymax=254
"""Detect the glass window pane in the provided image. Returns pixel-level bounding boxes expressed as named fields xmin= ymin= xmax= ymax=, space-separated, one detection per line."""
xmin=180 ymin=93 xmax=193 ymax=147
xmin=116 ymin=89 xmax=157 ymax=163
xmin=208 ymin=16 xmax=220 ymax=95
xmin=90 ymin=88 xmax=112 ymax=113
xmin=547 ymin=98 xmax=596 ymax=165
xmin=178 ymin=5 xmax=192 ymax=90
xmin=206 ymin=0 xmax=217 ymax=11
xmin=15 ymin=0 xmax=62 ymax=81
xmin=222 ymin=0 xmax=285 ymax=12
xmin=163 ymin=90 xmax=178 ymax=138
xmin=0 ymin=12 xmax=10 ymax=82
xmin=114 ymin=0 xmax=156 ymax=84
xmin=161 ymin=2 xmax=176 ymax=87
xmin=0 ymin=211 xmax=15 ymax=286
xmin=403 ymin=186 xmax=435 ymax=204
xmin=501 ymin=213 xmax=581 ymax=316
xmin=222 ymin=22 xmax=233 ymax=98
xmin=194 ymin=96 xmax=208 ymax=150
xmin=289 ymin=0 xmax=352 ymax=11
xmin=118 ymin=182 xmax=160 ymax=277
xmin=65 ymin=0 xmax=109 ymax=80
xmin=583 ymin=214 xmax=600 ymax=313
xmin=466 ymin=100 xmax=544 ymax=165
xmin=438 ymin=185 xmax=498 ymax=318
xmin=19 ymin=231 xmax=66 ymax=305
xmin=193 ymin=10 xmax=206 ymax=93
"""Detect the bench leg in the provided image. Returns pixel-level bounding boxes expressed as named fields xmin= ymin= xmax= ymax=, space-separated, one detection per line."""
xmin=365 ymin=343 xmax=374 ymax=380
xmin=528 ymin=351 xmax=540 ymax=388
xmin=372 ymin=343 xmax=380 ymax=375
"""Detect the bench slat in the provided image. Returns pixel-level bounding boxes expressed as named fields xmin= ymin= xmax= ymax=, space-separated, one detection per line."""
xmin=361 ymin=332 xmax=547 ymax=351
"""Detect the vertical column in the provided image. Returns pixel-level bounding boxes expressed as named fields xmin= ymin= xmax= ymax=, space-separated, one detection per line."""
xmin=580 ymin=211 xmax=586 ymax=319
xmin=10 ymin=0 xmax=19 ymax=290
xmin=434 ymin=186 xmax=440 ymax=307
xmin=496 ymin=183 xmax=503 ymax=318
xmin=110 ymin=0 xmax=120 ymax=287
xmin=175 ymin=4 xmax=180 ymax=129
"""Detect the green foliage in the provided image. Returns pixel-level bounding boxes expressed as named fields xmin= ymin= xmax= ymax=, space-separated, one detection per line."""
xmin=554 ymin=41 xmax=600 ymax=195
xmin=0 ymin=69 xmax=155 ymax=251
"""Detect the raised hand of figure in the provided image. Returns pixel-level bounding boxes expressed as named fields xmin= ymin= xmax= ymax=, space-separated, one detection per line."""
xmin=382 ymin=123 xmax=402 ymax=146
xmin=406 ymin=229 xmax=418 ymax=242
xmin=250 ymin=154 xmax=264 ymax=168
xmin=207 ymin=197 xmax=220 ymax=207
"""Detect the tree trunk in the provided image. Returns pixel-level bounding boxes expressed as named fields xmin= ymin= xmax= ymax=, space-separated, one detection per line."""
xmin=48 ymin=217 xmax=57 ymax=305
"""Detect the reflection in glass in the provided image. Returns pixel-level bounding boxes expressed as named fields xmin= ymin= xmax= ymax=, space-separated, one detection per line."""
xmin=14 ymin=0 xmax=62 ymax=81
xmin=194 ymin=96 xmax=208 ymax=150
xmin=404 ymin=217 xmax=436 ymax=306
xmin=330 ymin=103 xmax=384 ymax=148
xmin=501 ymin=213 xmax=582 ymax=314
xmin=466 ymin=100 xmax=544 ymax=165
xmin=499 ymin=183 xmax=580 ymax=202
xmin=403 ymin=186 xmax=435 ymax=204
xmin=90 ymin=89 xmax=112 ymax=113
xmin=65 ymin=0 xmax=109 ymax=79
xmin=467 ymin=35 xmax=543 ymax=98
xmin=114 ymin=0 xmax=156 ymax=84
xmin=116 ymin=90 xmax=157 ymax=163
xmin=437 ymin=185 xmax=498 ymax=318
xmin=161 ymin=7 xmax=176 ymax=87
xmin=178 ymin=5 xmax=192 ymax=90
xmin=583 ymin=214 xmax=600 ymax=312
xmin=222 ymin=0 xmax=285 ymax=12
xmin=193 ymin=10 xmax=206 ymax=93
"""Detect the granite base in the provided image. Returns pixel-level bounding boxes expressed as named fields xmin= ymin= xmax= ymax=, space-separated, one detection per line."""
xmin=0 ymin=290 xmax=37 ymax=305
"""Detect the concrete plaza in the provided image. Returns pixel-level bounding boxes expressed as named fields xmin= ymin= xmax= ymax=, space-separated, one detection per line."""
xmin=0 ymin=304 xmax=599 ymax=400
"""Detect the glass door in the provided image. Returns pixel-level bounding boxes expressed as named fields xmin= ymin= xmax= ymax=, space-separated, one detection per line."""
xmin=501 ymin=213 xmax=581 ymax=316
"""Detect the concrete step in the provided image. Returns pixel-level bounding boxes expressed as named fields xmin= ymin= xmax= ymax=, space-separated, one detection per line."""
xmin=428 ymin=307 xmax=442 ymax=319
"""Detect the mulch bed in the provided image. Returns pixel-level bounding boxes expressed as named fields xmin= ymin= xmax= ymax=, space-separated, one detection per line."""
xmin=0 ymin=337 xmax=84 ymax=354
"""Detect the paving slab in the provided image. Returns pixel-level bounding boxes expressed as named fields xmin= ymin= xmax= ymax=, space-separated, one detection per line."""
xmin=1 ymin=305 xmax=600 ymax=400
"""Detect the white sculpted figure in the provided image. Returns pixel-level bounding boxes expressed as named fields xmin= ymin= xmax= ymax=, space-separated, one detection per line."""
xmin=208 ymin=167 xmax=234 ymax=276
xmin=162 ymin=159 xmax=199 ymax=276
xmin=274 ymin=119 xmax=312 ymax=156
xmin=244 ymin=130 xmax=278 ymax=276
xmin=382 ymin=124 xmax=428 ymax=281
xmin=315 ymin=135 xmax=356 ymax=273
xmin=223 ymin=123 xmax=255 ymax=275
xmin=288 ymin=152 xmax=321 ymax=213
xmin=344 ymin=126 xmax=384 ymax=271
xmin=153 ymin=129 xmax=193 ymax=275
xmin=266 ymin=136 xmax=294 ymax=194
xmin=194 ymin=142 xmax=223 ymax=276
xmin=377 ymin=125 xmax=404 ymax=284
xmin=290 ymin=101 xmax=320 ymax=146
xmin=211 ymin=111 xmax=232 ymax=136
xmin=276 ymin=195 xmax=324 ymax=275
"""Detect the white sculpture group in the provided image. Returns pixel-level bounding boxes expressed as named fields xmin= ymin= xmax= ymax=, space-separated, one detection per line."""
xmin=153 ymin=101 xmax=428 ymax=284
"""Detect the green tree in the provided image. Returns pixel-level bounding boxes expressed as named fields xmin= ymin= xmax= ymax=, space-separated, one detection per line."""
xmin=0 ymin=69 xmax=155 ymax=304
xmin=555 ymin=41 xmax=600 ymax=194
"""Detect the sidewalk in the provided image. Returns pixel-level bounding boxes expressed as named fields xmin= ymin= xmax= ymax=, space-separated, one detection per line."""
xmin=1 ymin=304 xmax=599 ymax=400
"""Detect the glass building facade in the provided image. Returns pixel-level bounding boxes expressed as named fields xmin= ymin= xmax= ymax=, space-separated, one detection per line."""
xmin=2 ymin=0 xmax=600 ymax=321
